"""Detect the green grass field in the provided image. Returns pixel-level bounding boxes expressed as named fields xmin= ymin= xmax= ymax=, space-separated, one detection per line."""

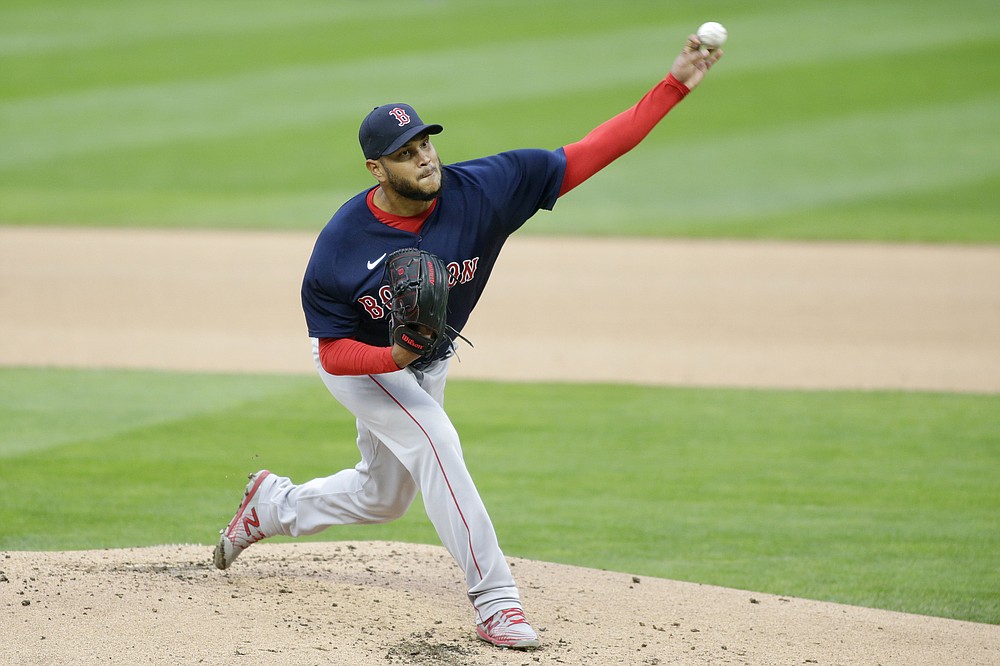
xmin=1 ymin=368 xmax=998 ymax=624
xmin=2 ymin=0 xmax=999 ymax=629
xmin=2 ymin=0 xmax=998 ymax=240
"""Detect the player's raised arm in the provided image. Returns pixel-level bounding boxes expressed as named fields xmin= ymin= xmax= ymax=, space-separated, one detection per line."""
xmin=558 ymin=34 xmax=723 ymax=196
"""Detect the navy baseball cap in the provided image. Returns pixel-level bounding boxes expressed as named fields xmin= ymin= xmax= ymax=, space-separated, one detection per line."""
xmin=359 ymin=103 xmax=443 ymax=160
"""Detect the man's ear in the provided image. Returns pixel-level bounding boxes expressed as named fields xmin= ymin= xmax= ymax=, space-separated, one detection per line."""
xmin=365 ymin=158 xmax=384 ymax=182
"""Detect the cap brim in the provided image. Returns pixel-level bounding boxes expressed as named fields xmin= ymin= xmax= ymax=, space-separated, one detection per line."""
xmin=380 ymin=123 xmax=443 ymax=157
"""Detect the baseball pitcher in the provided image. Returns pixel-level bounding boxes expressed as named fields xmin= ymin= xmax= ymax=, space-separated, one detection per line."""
xmin=214 ymin=34 xmax=723 ymax=650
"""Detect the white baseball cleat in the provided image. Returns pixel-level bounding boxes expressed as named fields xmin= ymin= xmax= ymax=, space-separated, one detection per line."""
xmin=476 ymin=608 xmax=541 ymax=649
xmin=213 ymin=470 xmax=275 ymax=570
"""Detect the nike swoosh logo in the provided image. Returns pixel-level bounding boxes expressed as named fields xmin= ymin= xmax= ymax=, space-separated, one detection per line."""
xmin=367 ymin=252 xmax=388 ymax=270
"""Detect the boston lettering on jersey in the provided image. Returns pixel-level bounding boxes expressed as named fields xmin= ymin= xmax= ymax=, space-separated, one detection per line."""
xmin=358 ymin=257 xmax=480 ymax=320
xmin=301 ymin=148 xmax=566 ymax=363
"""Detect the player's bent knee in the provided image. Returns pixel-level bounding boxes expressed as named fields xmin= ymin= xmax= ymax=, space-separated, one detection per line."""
xmin=361 ymin=485 xmax=417 ymax=523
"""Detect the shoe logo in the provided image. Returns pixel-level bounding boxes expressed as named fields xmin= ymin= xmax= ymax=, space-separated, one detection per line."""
xmin=242 ymin=508 xmax=261 ymax=537
xmin=367 ymin=252 xmax=388 ymax=270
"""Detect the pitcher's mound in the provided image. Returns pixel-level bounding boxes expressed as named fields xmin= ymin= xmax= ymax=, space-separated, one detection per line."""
xmin=2 ymin=541 xmax=996 ymax=665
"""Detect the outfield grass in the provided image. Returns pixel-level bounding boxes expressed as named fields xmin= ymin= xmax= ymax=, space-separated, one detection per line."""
xmin=1 ymin=367 xmax=997 ymax=624
xmin=2 ymin=0 xmax=998 ymax=241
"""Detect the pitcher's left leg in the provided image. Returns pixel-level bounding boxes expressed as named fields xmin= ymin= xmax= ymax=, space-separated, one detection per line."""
xmin=334 ymin=363 xmax=522 ymax=621
xmin=263 ymin=422 xmax=418 ymax=536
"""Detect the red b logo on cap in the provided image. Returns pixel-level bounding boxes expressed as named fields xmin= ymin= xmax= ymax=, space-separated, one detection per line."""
xmin=389 ymin=107 xmax=411 ymax=127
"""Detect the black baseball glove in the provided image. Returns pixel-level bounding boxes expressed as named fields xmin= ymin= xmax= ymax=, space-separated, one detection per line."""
xmin=384 ymin=248 xmax=450 ymax=357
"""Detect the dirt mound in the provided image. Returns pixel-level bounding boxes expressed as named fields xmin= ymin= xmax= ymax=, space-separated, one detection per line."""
xmin=2 ymin=542 xmax=997 ymax=665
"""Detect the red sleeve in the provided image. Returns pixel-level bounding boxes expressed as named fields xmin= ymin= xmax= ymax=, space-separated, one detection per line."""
xmin=319 ymin=337 xmax=400 ymax=376
xmin=559 ymin=73 xmax=690 ymax=196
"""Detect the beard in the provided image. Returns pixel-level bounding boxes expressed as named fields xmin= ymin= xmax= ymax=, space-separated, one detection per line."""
xmin=382 ymin=160 xmax=444 ymax=202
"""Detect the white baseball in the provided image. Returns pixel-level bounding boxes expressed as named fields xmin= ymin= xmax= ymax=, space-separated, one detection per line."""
xmin=696 ymin=21 xmax=728 ymax=50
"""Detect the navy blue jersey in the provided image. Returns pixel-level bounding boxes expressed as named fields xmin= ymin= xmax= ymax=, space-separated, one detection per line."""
xmin=302 ymin=148 xmax=566 ymax=362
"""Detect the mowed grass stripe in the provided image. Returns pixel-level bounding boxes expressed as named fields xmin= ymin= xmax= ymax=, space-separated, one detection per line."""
xmin=0 ymin=2 xmax=433 ymax=57
xmin=0 ymin=367 xmax=313 ymax=459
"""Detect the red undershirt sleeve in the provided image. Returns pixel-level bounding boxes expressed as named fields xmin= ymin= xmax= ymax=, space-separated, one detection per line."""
xmin=559 ymin=73 xmax=690 ymax=196
xmin=319 ymin=337 xmax=400 ymax=376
